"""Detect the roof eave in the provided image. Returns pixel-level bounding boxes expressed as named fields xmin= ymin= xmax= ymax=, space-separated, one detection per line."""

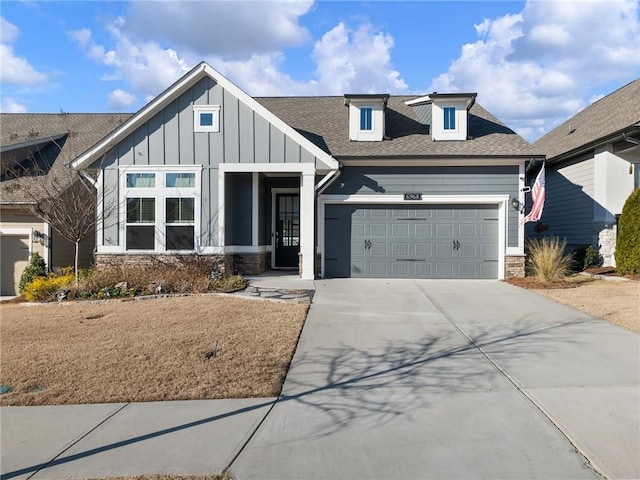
xmin=545 ymin=124 xmax=640 ymax=164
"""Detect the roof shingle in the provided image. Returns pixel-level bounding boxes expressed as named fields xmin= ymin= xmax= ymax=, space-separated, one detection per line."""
xmin=533 ymin=79 xmax=640 ymax=160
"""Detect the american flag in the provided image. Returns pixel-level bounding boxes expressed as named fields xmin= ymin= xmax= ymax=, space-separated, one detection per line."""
xmin=521 ymin=163 xmax=546 ymax=225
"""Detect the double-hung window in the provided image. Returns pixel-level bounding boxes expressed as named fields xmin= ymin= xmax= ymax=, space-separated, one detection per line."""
xmin=123 ymin=168 xmax=200 ymax=252
xmin=360 ymin=107 xmax=373 ymax=131
xmin=443 ymin=107 xmax=456 ymax=130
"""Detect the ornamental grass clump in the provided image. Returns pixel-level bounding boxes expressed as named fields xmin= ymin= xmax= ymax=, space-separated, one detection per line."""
xmin=526 ymin=237 xmax=573 ymax=282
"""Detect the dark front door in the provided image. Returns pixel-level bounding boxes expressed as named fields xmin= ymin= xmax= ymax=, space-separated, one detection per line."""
xmin=275 ymin=193 xmax=300 ymax=268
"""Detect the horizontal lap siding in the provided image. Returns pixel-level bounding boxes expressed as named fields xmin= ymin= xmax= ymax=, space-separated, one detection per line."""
xmin=531 ymin=158 xmax=595 ymax=247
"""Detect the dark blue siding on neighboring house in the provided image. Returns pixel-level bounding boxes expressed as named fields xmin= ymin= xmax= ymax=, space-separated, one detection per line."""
xmin=526 ymin=157 xmax=595 ymax=248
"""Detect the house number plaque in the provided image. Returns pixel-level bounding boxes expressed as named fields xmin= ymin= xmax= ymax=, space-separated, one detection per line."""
xmin=404 ymin=193 xmax=422 ymax=201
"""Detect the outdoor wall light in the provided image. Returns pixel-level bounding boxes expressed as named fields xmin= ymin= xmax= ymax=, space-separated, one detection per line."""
xmin=510 ymin=197 xmax=524 ymax=213
xmin=32 ymin=230 xmax=47 ymax=246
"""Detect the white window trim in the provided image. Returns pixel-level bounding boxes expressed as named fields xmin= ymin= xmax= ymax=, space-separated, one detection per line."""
xmin=193 ymin=105 xmax=221 ymax=133
xmin=118 ymin=166 xmax=202 ymax=254
xmin=442 ymin=106 xmax=459 ymax=132
xmin=317 ymin=194 xmax=512 ymax=280
xmin=359 ymin=106 xmax=374 ymax=132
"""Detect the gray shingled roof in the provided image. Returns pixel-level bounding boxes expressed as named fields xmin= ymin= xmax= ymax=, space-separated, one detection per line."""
xmin=533 ymin=79 xmax=640 ymax=161
xmin=1 ymin=113 xmax=130 ymax=204
xmin=256 ymin=96 xmax=538 ymax=158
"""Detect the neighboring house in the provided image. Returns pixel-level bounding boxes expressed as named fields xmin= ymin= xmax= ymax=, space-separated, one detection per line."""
xmin=532 ymin=79 xmax=640 ymax=266
xmin=67 ymin=62 xmax=540 ymax=281
xmin=0 ymin=113 xmax=130 ymax=295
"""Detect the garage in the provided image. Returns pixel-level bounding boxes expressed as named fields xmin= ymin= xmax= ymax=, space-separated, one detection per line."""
xmin=1 ymin=235 xmax=30 ymax=296
xmin=324 ymin=204 xmax=499 ymax=279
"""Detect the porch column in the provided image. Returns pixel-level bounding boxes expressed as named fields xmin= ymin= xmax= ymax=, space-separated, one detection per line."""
xmin=300 ymin=171 xmax=315 ymax=279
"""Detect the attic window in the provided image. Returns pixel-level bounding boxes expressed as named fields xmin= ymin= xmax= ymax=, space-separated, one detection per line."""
xmin=193 ymin=105 xmax=220 ymax=133
xmin=443 ymin=107 xmax=456 ymax=130
xmin=360 ymin=107 xmax=373 ymax=131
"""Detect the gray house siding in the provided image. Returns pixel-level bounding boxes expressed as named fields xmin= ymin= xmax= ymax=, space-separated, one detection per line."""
xmin=323 ymin=166 xmax=520 ymax=247
xmin=528 ymin=156 xmax=595 ymax=249
xmin=225 ymin=173 xmax=252 ymax=245
xmin=94 ymin=77 xmax=322 ymax=249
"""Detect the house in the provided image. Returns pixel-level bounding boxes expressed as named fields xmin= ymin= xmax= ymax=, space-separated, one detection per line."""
xmin=61 ymin=62 xmax=538 ymax=281
xmin=0 ymin=113 xmax=130 ymax=295
xmin=531 ymin=79 xmax=640 ymax=266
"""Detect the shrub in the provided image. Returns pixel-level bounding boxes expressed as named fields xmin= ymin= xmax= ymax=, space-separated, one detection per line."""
xmin=23 ymin=270 xmax=75 ymax=302
xmin=77 ymin=255 xmax=245 ymax=298
xmin=571 ymin=245 xmax=604 ymax=271
xmin=18 ymin=252 xmax=47 ymax=294
xmin=526 ymin=237 xmax=573 ymax=282
xmin=615 ymin=188 xmax=640 ymax=274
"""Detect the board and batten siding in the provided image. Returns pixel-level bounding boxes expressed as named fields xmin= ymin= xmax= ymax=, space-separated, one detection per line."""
xmin=528 ymin=156 xmax=595 ymax=248
xmin=323 ymin=166 xmax=520 ymax=248
xmin=95 ymin=77 xmax=322 ymax=248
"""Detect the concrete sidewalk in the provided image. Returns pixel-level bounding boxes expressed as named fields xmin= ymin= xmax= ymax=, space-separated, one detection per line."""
xmin=2 ymin=279 xmax=638 ymax=479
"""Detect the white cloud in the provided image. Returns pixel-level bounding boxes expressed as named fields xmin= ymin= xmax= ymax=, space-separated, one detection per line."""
xmin=429 ymin=0 xmax=640 ymax=141
xmin=108 ymin=89 xmax=136 ymax=110
xmin=124 ymin=1 xmax=313 ymax=57
xmin=312 ymin=23 xmax=408 ymax=95
xmin=0 ymin=16 xmax=48 ymax=85
xmin=70 ymin=4 xmax=407 ymax=100
xmin=1 ymin=97 xmax=27 ymax=113
xmin=1 ymin=16 xmax=18 ymax=43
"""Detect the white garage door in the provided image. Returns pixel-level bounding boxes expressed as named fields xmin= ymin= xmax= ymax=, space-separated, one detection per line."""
xmin=1 ymin=235 xmax=31 ymax=296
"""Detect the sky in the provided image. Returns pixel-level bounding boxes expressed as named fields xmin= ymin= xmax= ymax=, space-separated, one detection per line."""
xmin=1 ymin=0 xmax=639 ymax=142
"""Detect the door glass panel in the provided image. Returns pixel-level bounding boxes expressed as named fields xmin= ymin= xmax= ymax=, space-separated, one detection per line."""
xmin=278 ymin=194 xmax=300 ymax=247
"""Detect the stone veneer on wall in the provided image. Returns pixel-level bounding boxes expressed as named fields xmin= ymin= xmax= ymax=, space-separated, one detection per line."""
xmin=505 ymin=255 xmax=526 ymax=278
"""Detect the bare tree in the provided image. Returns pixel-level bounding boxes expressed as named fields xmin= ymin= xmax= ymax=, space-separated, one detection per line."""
xmin=2 ymin=123 xmax=117 ymax=283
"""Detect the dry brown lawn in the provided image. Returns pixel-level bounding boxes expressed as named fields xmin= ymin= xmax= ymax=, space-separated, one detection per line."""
xmin=0 ymin=295 xmax=308 ymax=406
xmin=508 ymin=276 xmax=639 ymax=333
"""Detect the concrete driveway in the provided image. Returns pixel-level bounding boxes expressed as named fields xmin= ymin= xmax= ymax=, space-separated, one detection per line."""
xmin=233 ymin=279 xmax=639 ymax=479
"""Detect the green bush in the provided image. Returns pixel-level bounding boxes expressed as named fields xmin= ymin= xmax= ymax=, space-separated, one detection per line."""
xmin=572 ymin=245 xmax=603 ymax=271
xmin=18 ymin=252 xmax=47 ymax=294
xmin=615 ymin=188 xmax=640 ymax=274
xmin=23 ymin=270 xmax=75 ymax=302
xmin=526 ymin=237 xmax=573 ymax=282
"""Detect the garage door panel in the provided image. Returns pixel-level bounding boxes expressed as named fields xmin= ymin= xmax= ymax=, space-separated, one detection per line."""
xmin=370 ymin=243 xmax=387 ymax=256
xmin=435 ymin=242 xmax=453 ymax=257
xmin=414 ymin=224 xmax=432 ymax=237
xmin=325 ymin=204 xmax=499 ymax=279
xmin=370 ymin=223 xmax=388 ymax=236
xmin=435 ymin=224 xmax=453 ymax=237
xmin=414 ymin=243 xmax=432 ymax=256
xmin=352 ymin=241 xmax=365 ymax=256
xmin=391 ymin=224 xmax=409 ymax=237
xmin=459 ymin=224 xmax=477 ymax=237
xmin=369 ymin=262 xmax=389 ymax=276
xmin=392 ymin=243 xmax=410 ymax=256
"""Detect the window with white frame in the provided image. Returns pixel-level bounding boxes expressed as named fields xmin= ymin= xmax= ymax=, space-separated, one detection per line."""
xmin=360 ymin=107 xmax=373 ymax=131
xmin=443 ymin=107 xmax=456 ymax=130
xmin=123 ymin=169 xmax=200 ymax=252
xmin=193 ymin=105 xmax=221 ymax=133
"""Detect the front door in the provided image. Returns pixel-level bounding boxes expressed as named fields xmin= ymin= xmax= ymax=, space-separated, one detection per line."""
xmin=274 ymin=193 xmax=300 ymax=268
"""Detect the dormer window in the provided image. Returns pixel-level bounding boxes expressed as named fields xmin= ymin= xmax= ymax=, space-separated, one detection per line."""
xmin=443 ymin=107 xmax=456 ymax=130
xmin=405 ymin=92 xmax=476 ymax=141
xmin=360 ymin=107 xmax=373 ymax=131
xmin=345 ymin=94 xmax=389 ymax=142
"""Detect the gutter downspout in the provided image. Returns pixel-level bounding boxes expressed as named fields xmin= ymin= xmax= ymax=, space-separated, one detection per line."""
xmin=315 ymin=168 xmax=341 ymax=195
xmin=622 ymin=132 xmax=640 ymax=146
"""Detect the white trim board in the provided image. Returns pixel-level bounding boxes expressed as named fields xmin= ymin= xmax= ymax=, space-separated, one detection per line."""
xmin=318 ymin=194 xmax=510 ymax=280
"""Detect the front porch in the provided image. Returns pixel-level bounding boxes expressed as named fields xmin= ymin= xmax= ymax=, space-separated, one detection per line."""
xmin=219 ymin=163 xmax=320 ymax=280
